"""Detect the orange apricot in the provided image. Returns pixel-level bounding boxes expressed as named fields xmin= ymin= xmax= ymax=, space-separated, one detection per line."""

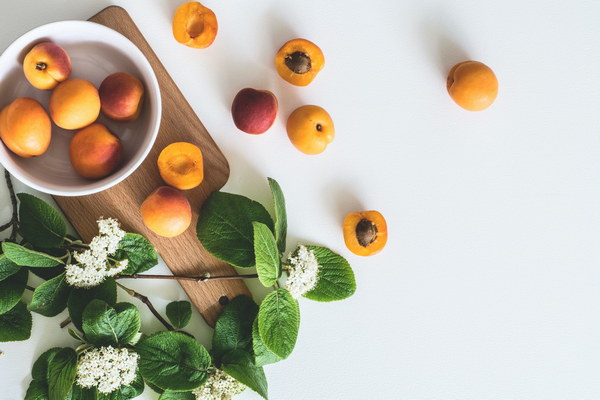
xmin=99 ymin=72 xmax=145 ymax=122
xmin=49 ymin=78 xmax=100 ymax=130
xmin=23 ymin=42 xmax=71 ymax=90
xmin=343 ymin=211 xmax=387 ymax=256
xmin=275 ymin=39 xmax=324 ymax=86
xmin=447 ymin=61 xmax=498 ymax=111
xmin=69 ymin=123 xmax=122 ymax=179
xmin=0 ymin=97 xmax=51 ymax=158
xmin=172 ymin=1 xmax=218 ymax=49
xmin=141 ymin=186 xmax=192 ymax=237
xmin=157 ymin=142 xmax=204 ymax=190
xmin=286 ymin=105 xmax=334 ymax=155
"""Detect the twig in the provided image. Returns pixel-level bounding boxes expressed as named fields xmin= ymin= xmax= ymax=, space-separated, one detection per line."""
xmin=116 ymin=282 xmax=174 ymax=331
xmin=25 ymin=285 xmax=36 ymax=292
xmin=1 ymin=170 xmax=19 ymax=240
xmin=60 ymin=317 xmax=71 ymax=329
xmin=116 ymin=273 xmax=259 ymax=282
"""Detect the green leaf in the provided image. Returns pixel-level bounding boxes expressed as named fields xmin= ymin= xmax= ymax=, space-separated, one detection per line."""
xmin=68 ymin=278 xmax=117 ymax=331
xmin=47 ymin=347 xmax=77 ymax=400
xmin=212 ymin=295 xmax=258 ymax=365
xmin=29 ymin=265 xmax=66 ymax=281
xmin=0 ymin=255 xmax=21 ymax=281
xmin=82 ymin=300 xmax=141 ymax=346
xmin=71 ymin=386 xmax=97 ymax=400
xmin=25 ymin=380 xmax=49 ymax=400
xmin=32 ymin=347 xmax=62 ymax=381
xmin=197 ymin=191 xmax=274 ymax=268
xmin=268 ymin=178 xmax=287 ymax=254
xmin=0 ymin=267 xmax=27 ymax=314
xmin=159 ymin=391 xmax=195 ymax=400
xmin=29 ymin=272 xmax=71 ymax=317
xmin=146 ymin=381 xmax=164 ymax=395
xmin=136 ymin=331 xmax=211 ymax=391
xmin=222 ymin=349 xmax=268 ymax=399
xmin=166 ymin=301 xmax=192 ymax=329
xmin=2 ymin=242 xmax=63 ymax=267
xmin=257 ymin=289 xmax=300 ymax=359
xmin=252 ymin=318 xmax=281 ymax=367
xmin=253 ymin=222 xmax=281 ymax=287
xmin=114 ymin=233 xmax=158 ymax=274
xmin=0 ymin=301 xmax=32 ymax=341
xmin=18 ymin=193 xmax=67 ymax=249
xmin=303 ymin=246 xmax=356 ymax=302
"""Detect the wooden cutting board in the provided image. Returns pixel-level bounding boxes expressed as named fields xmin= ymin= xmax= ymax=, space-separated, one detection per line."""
xmin=53 ymin=6 xmax=250 ymax=326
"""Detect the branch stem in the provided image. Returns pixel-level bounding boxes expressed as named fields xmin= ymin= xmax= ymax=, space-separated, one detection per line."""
xmin=60 ymin=317 xmax=71 ymax=329
xmin=116 ymin=273 xmax=259 ymax=282
xmin=1 ymin=170 xmax=19 ymax=240
xmin=116 ymin=282 xmax=174 ymax=331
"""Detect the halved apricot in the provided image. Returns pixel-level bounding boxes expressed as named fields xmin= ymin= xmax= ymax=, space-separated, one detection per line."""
xmin=275 ymin=39 xmax=324 ymax=86
xmin=158 ymin=142 xmax=204 ymax=190
xmin=172 ymin=1 xmax=218 ymax=49
xmin=343 ymin=211 xmax=387 ymax=256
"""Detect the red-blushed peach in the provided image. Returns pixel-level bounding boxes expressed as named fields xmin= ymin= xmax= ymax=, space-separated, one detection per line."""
xmin=69 ymin=123 xmax=122 ymax=179
xmin=231 ymin=88 xmax=278 ymax=134
xmin=99 ymin=72 xmax=145 ymax=122
xmin=23 ymin=42 xmax=71 ymax=90
xmin=0 ymin=97 xmax=51 ymax=158
xmin=140 ymin=186 xmax=192 ymax=237
xmin=49 ymin=78 xmax=101 ymax=130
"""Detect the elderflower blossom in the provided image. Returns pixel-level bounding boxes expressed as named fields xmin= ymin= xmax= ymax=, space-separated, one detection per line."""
xmin=193 ymin=369 xmax=246 ymax=400
xmin=76 ymin=346 xmax=138 ymax=394
xmin=283 ymin=245 xmax=321 ymax=299
xmin=65 ymin=218 xmax=127 ymax=288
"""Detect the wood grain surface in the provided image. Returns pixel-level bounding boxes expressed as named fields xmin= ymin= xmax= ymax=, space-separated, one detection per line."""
xmin=53 ymin=5 xmax=250 ymax=326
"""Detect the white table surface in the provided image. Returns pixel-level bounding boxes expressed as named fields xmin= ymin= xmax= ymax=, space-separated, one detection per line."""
xmin=2 ymin=1 xmax=600 ymax=399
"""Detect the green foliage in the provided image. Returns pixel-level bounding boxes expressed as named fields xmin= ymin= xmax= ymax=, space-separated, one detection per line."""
xmin=166 ymin=301 xmax=192 ymax=329
xmin=32 ymin=348 xmax=63 ymax=381
xmin=0 ymin=301 xmax=32 ymax=341
xmin=24 ymin=379 xmax=49 ymax=400
xmin=257 ymin=289 xmax=300 ymax=359
xmin=115 ymin=233 xmax=158 ymax=275
xmin=267 ymin=178 xmax=287 ymax=254
xmin=70 ymin=386 xmax=97 ymax=400
xmin=2 ymin=242 xmax=63 ymax=267
xmin=253 ymin=222 xmax=281 ymax=287
xmin=136 ymin=331 xmax=211 ymax=392
xmin=68 ymin=278 xmax=117 ymax=331
xmin=252 ymin=318 xmax=281 ymax=367
xmin=212 ymin=295 xmax=258 ymax=365
xmin=222 ymin=349 xmax=268 ymax=399
xmin=17 ymin=193 xmax=66 ymax=249
xmin=47 ymin=348 xmax=77 ymax=400
xmin=0 ymin=255 xmax=21 ymax=281
xmin=158 ymin=391 xmax=195 ymax=400
xmin=82 ymin=300 xmax=141 ymax=346
xmin=0 ymin=267 xmax=27 ymax=314
xmin=29 ymin=272 xmax=71 ymax=317
xmin=303 ymin=246 xmax=356 ymax=302
xmin=197 ymin=191 xmax=274 ymax=268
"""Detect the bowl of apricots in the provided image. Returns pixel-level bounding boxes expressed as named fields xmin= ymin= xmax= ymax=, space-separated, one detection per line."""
xmin=0 ymin=20 xmax=161 ymax=196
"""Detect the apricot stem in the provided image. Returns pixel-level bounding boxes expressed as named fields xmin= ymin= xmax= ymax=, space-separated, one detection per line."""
xmin=35 ymin=62 xmax=47 ymax=71
xmin=116 ymin=273 xmax=259 ymax=282
xmin=116 ymin=282 xmax=174 ymax=331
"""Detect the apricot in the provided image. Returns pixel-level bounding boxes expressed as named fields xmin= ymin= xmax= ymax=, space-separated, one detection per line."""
xmin=172 ymin=1 xmax=218 ymax=49
xmin=99 ymin=72 xmax=145 ymax=122
xmin=49 ymin=78 xmax=101 ymax=130
xmin=231 ymin=88 xmax=278 ymax=134
xmin=23 ymin=42 xmax=71 ymax=90
xmin=141 ymin=186 xmax=192 ymax=237
xmin=343 ymin=211 xmax=388 ymax=256
xmin=158 ymin=142 xmax=204 ymax=190
xmin=0 ymin=98 xmax=51 ymax=158
xmin=69 ymin=123 xmax=122 ymax=179
xmin=286 ymin=105 xmax=334 ymax=155
xmin=275 ymin=39 xmax=325 ymax=86
xmin=447 ymin=61 xmax=498 ymax=111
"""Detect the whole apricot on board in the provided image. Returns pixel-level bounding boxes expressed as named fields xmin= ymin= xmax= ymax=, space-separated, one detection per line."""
xmin=172 ymin=1 xmax=218 ymax=49
xmin=49 ymin=78 xmax=101 ymax=130
xmin=158 ymin=142 xmax=204 ymax=190
xmin=99 ymin=72 xmax=145 ymax=122
xmin=69 ymin=123 xmax=123 ymax=179
xmin=23 ymin=42 xmax=71 ymax=90
xmin=141 ymin=186 xmax=192 ymax=237
xmin=231 ymin=88 xmax=278 ymax=134
xmin=286 ymin=105 xmax=334 ymax=155
xmin=276 ymin=39 xmax=324 ymax=86
xmin=343 ymin=211 xmax=387 ymax=256
xmin=447 ymin=61 xmax=498 ymax=111
xmin=0 ymin=97 xmax=51 ymax=158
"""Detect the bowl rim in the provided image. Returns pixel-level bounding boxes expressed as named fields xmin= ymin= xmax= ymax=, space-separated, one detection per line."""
xmin=0 ymin=19 xmax=162 ymax=197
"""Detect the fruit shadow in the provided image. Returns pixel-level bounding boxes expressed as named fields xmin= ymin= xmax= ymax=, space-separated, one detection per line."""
xmin=162 ymin=0 xmax=185 ymax=23
xmin=324 ymin=182 xmax=364 ymax=225
xmin=420 ymin=20 xmax=470 ymax=80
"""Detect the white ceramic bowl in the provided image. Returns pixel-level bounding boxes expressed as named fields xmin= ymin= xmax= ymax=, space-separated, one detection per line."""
xmin=0 ymin=20 xmax=161 ymax=196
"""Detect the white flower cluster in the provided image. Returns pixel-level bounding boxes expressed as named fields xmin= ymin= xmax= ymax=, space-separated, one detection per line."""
xmin=76 ymin=346 xmax=138 ymax=394
xmin=193 ymin=369 xmax=246 ymax=400
xmin=283 ymin=245 xmax=321 ymax=299
xmin=65 ymin=218 xmax=127 ymax=288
